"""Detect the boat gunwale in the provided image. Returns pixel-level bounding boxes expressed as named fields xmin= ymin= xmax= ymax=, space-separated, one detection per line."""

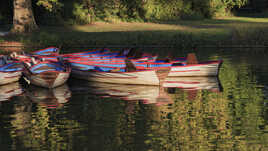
xmin=33 ymin=46 xmax=59 ymax=54
xmin=71 ymin=67 xmax=157 ymax=74
xmin=24 ymin=62 xmax=71 ymax=75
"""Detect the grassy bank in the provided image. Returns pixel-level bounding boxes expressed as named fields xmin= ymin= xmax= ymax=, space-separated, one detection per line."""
xmin=1 ymin=16 xmax=268 ymax=52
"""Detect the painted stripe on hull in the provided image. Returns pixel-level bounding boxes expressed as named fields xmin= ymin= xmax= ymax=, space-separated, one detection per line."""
xmin=170 ymin=70 xmax=200 ymax=72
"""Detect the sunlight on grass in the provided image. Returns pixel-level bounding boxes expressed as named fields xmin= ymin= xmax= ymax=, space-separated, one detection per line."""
xmin=223 ymin=16 xmax=268 ymax=23
xmin=47 ymin=16 xmax=268 ymax=39
xmin=72 ymin=22 xmax=192 ymax=32
xmin=70 ymin=21 xmax=232 ymax=42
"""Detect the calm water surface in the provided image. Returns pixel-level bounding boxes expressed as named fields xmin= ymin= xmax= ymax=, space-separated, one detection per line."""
xmin=1 ymin=48 xmax=268 ymax=151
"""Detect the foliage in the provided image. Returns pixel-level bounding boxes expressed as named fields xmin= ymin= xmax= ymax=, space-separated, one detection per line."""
xmin=222 ymin=0 xmax=248 ymax=8
xmin=72 ymin=2 xmax=92 ymax=24
xmin=143 ymin=0 xmax=183 ymax=20
xmin=36 ymin=0 xmax=63 ymax=12
xmin=1 ymin=0 xmax=255 ymax=26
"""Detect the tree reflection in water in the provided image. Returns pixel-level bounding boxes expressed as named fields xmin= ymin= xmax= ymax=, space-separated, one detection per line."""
xmin=1 ymin=55 xmax=268 ymax=150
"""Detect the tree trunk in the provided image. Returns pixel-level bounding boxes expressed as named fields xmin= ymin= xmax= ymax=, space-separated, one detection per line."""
xmin=11 ymin=0 xmax=38 ymax=33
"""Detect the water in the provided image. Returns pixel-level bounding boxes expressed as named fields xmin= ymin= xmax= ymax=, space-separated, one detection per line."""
xmin=1 ymin=48 xmax=268 ymax=151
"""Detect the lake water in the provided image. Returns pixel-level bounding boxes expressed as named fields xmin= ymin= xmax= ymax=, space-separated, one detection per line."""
xmin=1 ymin=48 xmax=268 ymax=151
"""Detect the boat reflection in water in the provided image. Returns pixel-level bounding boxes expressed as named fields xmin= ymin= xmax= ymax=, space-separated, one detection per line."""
xmin=163 ymin=77 xmax=221 ymax=91
xmin=163 ymin=77 xmax=222 ymax=101
xmin=89 ymin=82 xmax=172 ymax=105
xmin=70 ymin=76 xmax=222 ymax=105
xmin=0 ymin=82 xmax=24 ymax=102
xmin=25 ymin=84 xmax=71 ymax=108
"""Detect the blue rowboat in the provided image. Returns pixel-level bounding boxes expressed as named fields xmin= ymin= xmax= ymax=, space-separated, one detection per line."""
xmin=32 ymin=47 xmax=60 ymax=55
xmin=0 ymin=56 xmax=23 ymax=85
xmin=23 ymin=58 xmax=71 ymax=88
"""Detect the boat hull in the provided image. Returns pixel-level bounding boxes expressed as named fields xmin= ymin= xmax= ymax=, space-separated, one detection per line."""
xmin=24 ymin=70 xmax=70 ymax=88
xmin=71 ymin=69 xmax=161 ymax=85
xmin=0 ymin=71 xmax=22 ymax=85
xmin=168 ymin=60 xmax=222 ymax=77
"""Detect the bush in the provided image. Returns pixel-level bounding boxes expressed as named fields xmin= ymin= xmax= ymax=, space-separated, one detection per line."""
xmin=1 ymin=0 xmax=251 ymax=26
xmin=144 ymin=0 xmax=183 ymax=21
xmin=72 ymin=3 xmax=92 ymax=24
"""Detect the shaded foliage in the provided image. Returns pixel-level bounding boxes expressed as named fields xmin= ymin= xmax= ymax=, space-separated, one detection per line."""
xmin=0 ymin=0 xmax=257 ymax=26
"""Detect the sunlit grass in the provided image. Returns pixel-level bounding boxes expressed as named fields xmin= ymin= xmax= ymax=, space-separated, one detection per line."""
xmin=70 ymin=21 xmax=232 ymax=43
xmin=225 ymin=16 xmax=268 ymax=23
xmin=72 ymin=22 xmax=189 ymax=32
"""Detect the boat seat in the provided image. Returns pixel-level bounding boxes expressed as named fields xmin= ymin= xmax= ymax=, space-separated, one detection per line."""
xmin=125 ymin=59 xmax=137 ymax=72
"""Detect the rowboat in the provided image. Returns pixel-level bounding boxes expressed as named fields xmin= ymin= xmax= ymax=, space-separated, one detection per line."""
xmin=26 ymin=84 xmax=71 ymax=108
xmin=61 ymin=47 xmax=150 ymax=59
xmin=29 ymin=48 xmax=222 ymax=79
xmin=68 ymin=56 xmax=185 ymax=66
xmin=0 ymin=56 xmax=23 ymax=85
xmin=71 ymin=68 xmax=169 ymax=85
xmin=9 ymin=52 xmax=71 ymax=88
xmin=32 ymin=47 xmax=60 ymax=55
xmin=69 ymin=58 xmax=220 ymax=77
xmin=61 ymin=48 xmax=110 ymax=57
xmin=62 ymin=48 xmax=158 ymax=65
xmin=10 ymin=47 xmax=60 ymax=62
xmin=70 ymin=59 xmax=170 ymax=85
xmin=63 ymin=49 xmax=116 ymax=58
xmin=23 ymin=58 xmax=71 ymax=88
xmin=30 ymin=47 xmax=110 ymax=58
xmin=0 ymin=82 xmax=24 ymax=102
xmin=28 ymin=47 xmax=158 ymax=64
xmin=167 ymin=53 xmax=222 ymax=77
xmin=167 ymin=60 xmax=222 ymax=77
xmin=69 ymin=54 xmax=221 ymax=85
xmin=70 ymin=53 xmax=221 ymax=77
xmin=66 ymin=54 xmax=159 ymax=63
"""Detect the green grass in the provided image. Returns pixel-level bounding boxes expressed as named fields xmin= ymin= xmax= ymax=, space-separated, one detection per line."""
xmin=1 ymin=16 xmax=268 ymax=52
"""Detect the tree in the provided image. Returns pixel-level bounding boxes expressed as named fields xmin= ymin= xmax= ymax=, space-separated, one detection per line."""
xmin=11 ymin=0 xmax=38 ymax=33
